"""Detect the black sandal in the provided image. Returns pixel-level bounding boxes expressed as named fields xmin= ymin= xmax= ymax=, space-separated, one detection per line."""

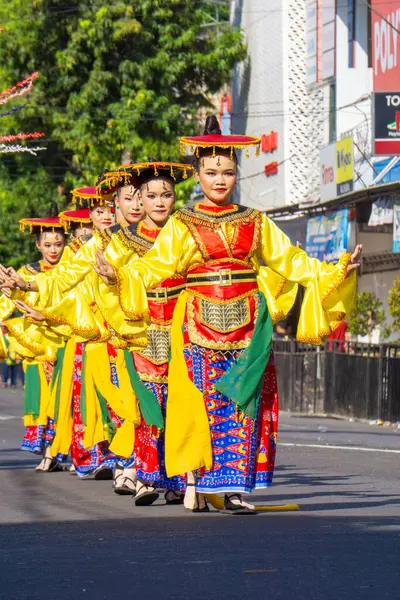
xmin=165 ymin=490 xmax=185 ymax=505
xmin=220 ymin=493 xmax=257 ymax=515
xmin=134 ymin=483 xmax=159 ymax=506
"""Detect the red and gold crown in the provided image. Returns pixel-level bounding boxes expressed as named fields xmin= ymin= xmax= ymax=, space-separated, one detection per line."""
xmin=180 ymin=134 xmax=261 ymax=159
xmin=98 ymin=161 xmax=194 ymax=193
xmin=19 ymin=217 xmax=67 ymax=234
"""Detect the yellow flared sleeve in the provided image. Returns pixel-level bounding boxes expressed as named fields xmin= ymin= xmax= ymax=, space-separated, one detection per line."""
xmin=40 ymin=279 xmax=110 ymax=343
xmin=35 ymin=233 xmax=103 ymax=308
xmin=256 ymin=267 xmax=299 ymax=325
xmin=117 ymin=216 xmax=201 ymax=320
xmin=103 ymin=232 xmax=136 ymax=270
xmin=260 ymin=215 xmax=356 ymax=344
xmin=4 ymin=317 xmax=63 ymax=363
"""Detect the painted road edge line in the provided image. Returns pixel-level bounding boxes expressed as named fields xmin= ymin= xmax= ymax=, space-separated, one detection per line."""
xmin=280 ymin=442 xmax=400 ymax=454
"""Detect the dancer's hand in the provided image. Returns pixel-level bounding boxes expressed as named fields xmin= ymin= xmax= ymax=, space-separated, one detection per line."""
xmin=93 ymin=250 xmax=117 ymax=285
xmin=14 ymin=299 xmax=46 ymax=322
xmin=347 ymin=245 xmax=362 ymax=274
xmin=0 ymin=266 xmax=28 ymax=291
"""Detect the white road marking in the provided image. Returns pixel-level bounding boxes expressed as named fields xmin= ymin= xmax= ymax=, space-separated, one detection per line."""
xmin=280 ymin=442 xmax=400 ymax=454
xmin=0 ymin=415 xmax=19 ymax=421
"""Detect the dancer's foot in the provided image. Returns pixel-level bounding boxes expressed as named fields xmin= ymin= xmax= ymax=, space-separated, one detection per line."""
xmin=113 ymin=466 xmax=136 ymax=496
xmin=35 ymin=457 xmax=46 ymax=472
xmin=69 ymin=464 xmax=76 ymax=475
xmin=165 ymin=489 xmax=184 ymax=505
xmin=93 ymin=465 xmax=114 ymax=481
xmin=41 ymin=457 xmax=64 ymax=473
xmin=134 ymin=482 xmax=159 ymax=506
xmin=220 ymin=493 xmax=257 ymax=515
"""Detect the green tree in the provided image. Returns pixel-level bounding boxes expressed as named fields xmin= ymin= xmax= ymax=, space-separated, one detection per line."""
xmin=348 ymin=291 xmax=387 ymax=341
xmin=0 ymin=0 xmax=246 ymax=265
xmin=388 ymin=275 xmax=400 ymax=337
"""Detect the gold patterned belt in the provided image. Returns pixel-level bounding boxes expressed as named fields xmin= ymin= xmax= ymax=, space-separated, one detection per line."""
xmin=147 ymin=283 xmax=186 ymax=303
xmin=186 ymin=269 xmax=257 ymax=288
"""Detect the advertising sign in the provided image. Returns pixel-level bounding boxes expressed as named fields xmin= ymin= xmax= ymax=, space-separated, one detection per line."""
xmin=305 ymin=209 xmax=349 ymax=262
xmin=320 ymin=143 xmax=336 ymax=202
xmin=372 ymin=1 xmax=400 ymax=92
xmin=393 ymin=200 xmax=400 ymax=253
xmin=335 ymin=136 xmax=354 ymax=196
xmin=373 ymin=92 xmax=400 ymax=155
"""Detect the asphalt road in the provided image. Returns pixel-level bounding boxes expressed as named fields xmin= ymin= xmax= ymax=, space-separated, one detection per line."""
xmin=0 ymin=387 xmax=399 ymax=600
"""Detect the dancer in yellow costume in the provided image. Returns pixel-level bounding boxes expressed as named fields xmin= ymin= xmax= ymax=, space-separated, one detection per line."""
xmin=99 ymin=116 xmax=360 ymax=513
xmin=0 ymin=210 xmax=69 ymax=471
xmin=95 ymin=161 xmax=193 ymax=503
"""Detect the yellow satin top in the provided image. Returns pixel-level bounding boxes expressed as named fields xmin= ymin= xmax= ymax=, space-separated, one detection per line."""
xmin=117 ymin=211 xmax=356 ymax=344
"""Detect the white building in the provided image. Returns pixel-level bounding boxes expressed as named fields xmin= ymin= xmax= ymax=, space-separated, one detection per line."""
xmin=231 ymin=0 xmax=375 ymax=209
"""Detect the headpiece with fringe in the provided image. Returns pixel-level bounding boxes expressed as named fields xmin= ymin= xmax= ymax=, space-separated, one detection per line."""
xmin=180 ymin=115 xmax=261 ymax=159
xmin=98 ymin=161 xmax=194 ymax=194
xmin=59 ymin=208 xmax=92 ymax=227
xmin=71 ymin=185 xmax=115 ymax=207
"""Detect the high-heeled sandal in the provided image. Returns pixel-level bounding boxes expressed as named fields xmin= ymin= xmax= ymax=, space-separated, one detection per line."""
xmin=40 ymin=457 xmax=64 ymax=473
xmin=165 ymin=490 xmax=185 ymax=505
xmin=134 ymin=482 xmax=159 ymax=506
xmin=220 ymin=493 xmax=257 ymax=515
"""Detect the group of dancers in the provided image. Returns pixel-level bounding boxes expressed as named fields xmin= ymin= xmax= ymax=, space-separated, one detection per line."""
xmin=0 ymin=116 xmax=359 ymax=514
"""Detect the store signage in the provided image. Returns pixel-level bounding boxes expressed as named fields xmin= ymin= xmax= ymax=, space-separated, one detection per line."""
xmin=372 ymin=1 xmax=400 ymax=92
xmin=319 ymin=136 xmax=354 ymax=202
xmin=335 ymin=136 xmax=354 ymax=196
xmin=373 ymin=92 xmax=400 ymax=155
xmin=320 ymin=143 xmax=336 ymax=202
xmin=306 ymin=209 xmax=349 ymax=262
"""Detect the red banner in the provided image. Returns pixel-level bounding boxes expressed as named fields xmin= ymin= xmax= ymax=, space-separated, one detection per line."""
xmin=372 ymin=1 xmax=400 ymax=91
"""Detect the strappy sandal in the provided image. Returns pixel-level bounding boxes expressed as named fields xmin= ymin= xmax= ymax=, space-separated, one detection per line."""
xmin=165 ymin=490 xmax=185 ymax=505
xmin=113 ymin=466 xmax=137 ymax=496
xmin=134 ymin=482 xmax=159 ymax=506
xmin=220 ymin=493 xmax=257 ymax=515
xmin=40 ymin=457 xmax=65 ymax=473
xmin=93 ymin=465 xmax=114 ymax=481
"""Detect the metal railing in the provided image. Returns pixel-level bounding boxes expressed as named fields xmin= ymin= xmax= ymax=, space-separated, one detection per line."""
xmin=273 ymin=339 xmax=400 ymax=422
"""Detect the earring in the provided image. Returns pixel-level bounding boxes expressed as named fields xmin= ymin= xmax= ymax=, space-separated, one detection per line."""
xmin=139 ymin=202 xmax=144 ymax=207
xmin=116 ymin=204 xmax=120 ymax=209
xmin=196 ymin=180 xmax=200 ymax=185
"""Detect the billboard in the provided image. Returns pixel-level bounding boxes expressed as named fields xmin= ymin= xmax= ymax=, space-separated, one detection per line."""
xmin=372 ymin=1 xmax=400 ymax=92
xmin=335 ymin=136 xmax=354 ymax=196
xmin=373 ymin=91 xmax=400 ymax=155
xmin=319 ymin=136 xmax=354 ymax=202
xmin=320 ymin=143 xmax=336 ymax=202
xmin=306 ymin=209 xmax=349 ymax=262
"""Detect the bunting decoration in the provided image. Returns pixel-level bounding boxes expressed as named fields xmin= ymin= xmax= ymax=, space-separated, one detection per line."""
xmin=0 ymin=72 xmax=39 ymax=106
xmin=0 ymin=144 xmax=46 ymax=156
xmin=0 ymin=132 xmax=45 ymax=143
xmin=0 ymin=104 xmax=26 ymax=118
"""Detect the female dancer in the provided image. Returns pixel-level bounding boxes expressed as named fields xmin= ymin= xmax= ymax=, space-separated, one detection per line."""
xmin=95 ymin=162 xmax=192 ymax=502
xmin=106 ymin=116 xmax=360 ymax=513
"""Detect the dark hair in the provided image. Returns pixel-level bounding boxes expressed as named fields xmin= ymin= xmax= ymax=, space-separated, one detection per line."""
xmin=96 ymin=168 xmax=109 ymax=187
xmin=204 ymin=115 xmax=222 ymax=136
xmin=48 ymin=201 xmax=59 ymax=218
xmin=137 ymin=158 xmax=175 ymax=190
xmin=194 ymin=114 xmax=237 ymax=169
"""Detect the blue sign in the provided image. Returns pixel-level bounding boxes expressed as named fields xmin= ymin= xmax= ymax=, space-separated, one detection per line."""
xmin=306 ymin=209 xmax=349 ymax=262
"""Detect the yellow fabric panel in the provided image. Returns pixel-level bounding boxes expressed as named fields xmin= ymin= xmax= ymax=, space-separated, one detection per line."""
xmin=23 ymin=363 xmax=51 ymax=427
xmin=49 ymin=338 xmax=76 ymax=458
xmin=4 ymin=317 xmax=63 ymax=363
xmin=165 ymin=291 xmax=213 ymax=477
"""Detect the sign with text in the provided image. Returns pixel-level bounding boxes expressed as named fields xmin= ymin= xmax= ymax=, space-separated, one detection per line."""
xmin=372 ymin=0 xmax=400 ymax=91
xmin=335 ymin=136 xmax=354 ymax=196
xmin=320 ymin=143 xmax=336 ymax=202
xmin=373 ymin=91 xmax=400 ymax=155
xmin=306 ymin=209 xmax=349 ymax=262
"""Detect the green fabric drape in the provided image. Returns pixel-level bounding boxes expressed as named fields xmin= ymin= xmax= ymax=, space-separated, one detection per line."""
xmin=214 ymin=292 xmax=273 ymax=419
xmin=24 ymin=364 xmax=41 ymax=419
xmin=123 ymin=349 xmax=164 ymax=429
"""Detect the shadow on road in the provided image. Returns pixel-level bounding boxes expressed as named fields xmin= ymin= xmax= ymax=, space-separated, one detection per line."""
xmin=0 ymin=514 xmax=398 ymax=600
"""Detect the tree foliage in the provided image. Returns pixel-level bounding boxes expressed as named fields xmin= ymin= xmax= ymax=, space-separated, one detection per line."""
xmin=0 ymin=0 xmax=246 ymax=265
xmin=388 ymin=275 xmax=400 ymax=337
xmin=348 ymin=291 xmax=387 ymax=339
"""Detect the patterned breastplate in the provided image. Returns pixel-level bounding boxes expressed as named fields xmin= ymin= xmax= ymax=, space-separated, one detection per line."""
xmin=176 ymin=204 xmax=262 ymax=350
xmin=121 ymin=221 xmax=187 ymax=367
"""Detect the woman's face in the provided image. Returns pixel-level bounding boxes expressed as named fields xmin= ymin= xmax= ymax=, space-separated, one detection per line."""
xmin=117 ymin=185 xmax=145 ymax=225
xmin=90 ymin=205 xmax=115 ymax=230
xmin=73 ymin=224 xmax=93 ymax=238
xmin=36 ymin=232 xmax=66 ymax=265
xmin=139 ymin=177 xmax=175 ymax=227
xmin=197 ymin=154 xmax=237 ymax=205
